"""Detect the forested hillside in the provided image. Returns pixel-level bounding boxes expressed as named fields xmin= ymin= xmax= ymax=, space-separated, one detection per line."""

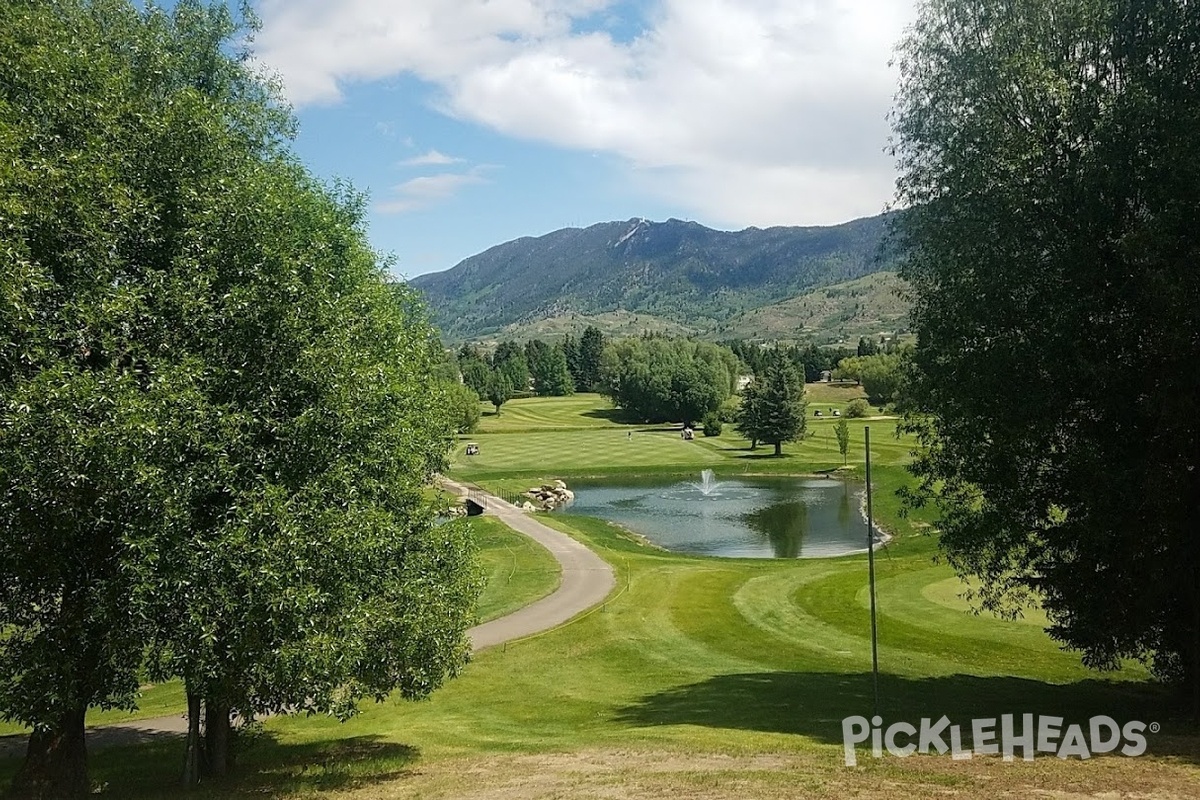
xmin=410 ymin=214 xmax=897 ymax=341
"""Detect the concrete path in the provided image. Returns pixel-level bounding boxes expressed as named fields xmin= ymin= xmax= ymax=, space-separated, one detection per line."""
xmin=0 ymin=483 xmax=615 ymax=759
xmin=442 ymin=478 xmax=616 ymax=650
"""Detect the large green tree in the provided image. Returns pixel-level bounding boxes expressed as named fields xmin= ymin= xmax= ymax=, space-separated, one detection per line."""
xmin=736 ymin=351 xmax=807 ymax=456
xmin=491 ymin=340 xmax=529 ymax=394
xmin=598 ymin=337 xmax=739 ymax=426
xmin=0 ymin=2 xmax=480 ymax=795
xmin=894 ymin=0 xmax=1200 ymax=710
xmin=525 ymin=338 xmax=574 ymax=396
xmin=577 ymin=325 xmax=605 ymax=391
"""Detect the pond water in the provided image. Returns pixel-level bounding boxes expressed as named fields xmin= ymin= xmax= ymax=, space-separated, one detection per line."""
xmin=558 ymin=473 xmax=879 ymax=559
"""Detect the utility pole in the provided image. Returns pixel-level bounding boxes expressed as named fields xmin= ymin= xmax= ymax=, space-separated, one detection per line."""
xmin=865 ymin=426 xmax=880 ymax=718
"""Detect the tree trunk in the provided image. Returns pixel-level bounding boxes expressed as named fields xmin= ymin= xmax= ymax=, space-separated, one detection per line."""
xmin=182 ymin=688 xmax=203 ymax=787
xmin=204 ymin=697 xmax=232 ymax=778
xmin=774 ymin=441 xmax=782 ymax=456
xmin=10 ymin=706 xmax=89 ymax=799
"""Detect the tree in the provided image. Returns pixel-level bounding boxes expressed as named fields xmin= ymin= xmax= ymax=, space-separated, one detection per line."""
xmin=486 ymin=370 xmax=513 ymax=415
xmin=0 ymin=2 xmax=480 ymax=794
xmin=844 ymin=398 xmax=870 ymax=419
xmin=894 ymin=0 xmax=1200 ymax=711
xmin=836 ymin=418 xmax=851 ymax=465
xmin=543 ymin=344 xmax=575 ymax=396
xmin=578 ymin=325 xmax=605 ymax=391
xmin=445 ymin=381 xmax=483 ymax=433
xmin=459 ymin=352 xmax=490 ymax=399
xmin=857 ymin=336 xmax=879 ymax=357
xmin=491 ymin=340 xmax=529 ymax=394
xmin=561 ymin=332 xmax=581 ymax=387
xmin=735 ymin=381 xmax=764 ymax=450
xmin=737 ymin=351 xmax=807 ymax=456
xmin=598 ymin=337 xmax=739 ymax=425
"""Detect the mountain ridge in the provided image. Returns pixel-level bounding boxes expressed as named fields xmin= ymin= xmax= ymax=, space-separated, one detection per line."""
xmin=409 ymin=213 xmax=900 ymax=342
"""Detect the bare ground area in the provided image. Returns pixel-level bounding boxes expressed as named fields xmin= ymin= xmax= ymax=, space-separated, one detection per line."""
xmin=316 ymin=746 xmax=1200 ymax=800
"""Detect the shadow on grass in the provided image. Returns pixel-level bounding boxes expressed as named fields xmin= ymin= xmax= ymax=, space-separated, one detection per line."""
xmin=615 ymin=671 xmax=1199 ymax=761
xmin=0 ymin=733 xmax=421 ymax=798
xmin=733 ymin=451 xmax=794 ymax=460
xmin=580 ymin=407 xmax=639 ymax=424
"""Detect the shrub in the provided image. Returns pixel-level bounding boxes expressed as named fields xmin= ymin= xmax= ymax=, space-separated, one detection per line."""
xmin=702 ymin=412 xmax=723 ymax=437
xmin=717 ymin=395 xmax=740 ymax=423
xmin=845 ymin=398 xmax=870 ymax=418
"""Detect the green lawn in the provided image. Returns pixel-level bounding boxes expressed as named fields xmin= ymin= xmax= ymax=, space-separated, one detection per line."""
xmin=0 ymin=515 xmax=559 ymax=739
xmin=473 ymin=515 xmax=561 ymax=621
xmin=3 ymin=393 xmax=1196 ymax=798
xmin=454 ymin=392 xmax=907 ymax=484
xmin=475 ymin=393 xmax=631 ymax=433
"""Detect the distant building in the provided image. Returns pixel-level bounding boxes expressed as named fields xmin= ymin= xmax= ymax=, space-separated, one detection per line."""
xmin=819 ymin=370 xmax=833 ymax=382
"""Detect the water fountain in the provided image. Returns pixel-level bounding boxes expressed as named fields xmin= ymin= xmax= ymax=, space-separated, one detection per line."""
xmin=695 ymin=468 xmax=719 ymax=496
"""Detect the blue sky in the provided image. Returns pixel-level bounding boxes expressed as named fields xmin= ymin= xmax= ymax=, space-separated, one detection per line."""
xmin=253 ymin=1 xmax=917 ymax=278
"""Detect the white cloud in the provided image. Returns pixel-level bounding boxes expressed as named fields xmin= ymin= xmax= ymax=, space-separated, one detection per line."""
xmin=398 ymin=149 xmax=465 ymax=167
xmin=256 ymin=0 xmax=916 ymax=226
xmin=375 ymin=167 xmax=492 ymax=214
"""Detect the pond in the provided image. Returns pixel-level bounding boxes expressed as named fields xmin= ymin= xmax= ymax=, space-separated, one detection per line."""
xmin=557 ymin=470 xmax=880 ymax=559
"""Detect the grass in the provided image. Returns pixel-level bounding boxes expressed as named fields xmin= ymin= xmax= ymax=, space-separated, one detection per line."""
xmin=453 ymin=392 xmax=902 ymax=484
xmin=473 ymin=515 xmax=561 ymax=621
xmin=2 ymin=393 xmax=1197 ymax=797
xmin=0 ymin=515 xmax=558 ymax=739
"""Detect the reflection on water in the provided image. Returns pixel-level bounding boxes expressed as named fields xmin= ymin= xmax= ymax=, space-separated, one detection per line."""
xmin=558 ymin=474 xmax=877 ymax=559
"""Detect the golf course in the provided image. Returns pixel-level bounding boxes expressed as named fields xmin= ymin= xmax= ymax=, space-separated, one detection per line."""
xmin=1 ymin=390 xmax=1196 ymax=797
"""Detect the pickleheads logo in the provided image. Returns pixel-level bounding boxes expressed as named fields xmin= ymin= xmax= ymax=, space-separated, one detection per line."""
xmin=841 ymin=714 xmax=1155 ymax=766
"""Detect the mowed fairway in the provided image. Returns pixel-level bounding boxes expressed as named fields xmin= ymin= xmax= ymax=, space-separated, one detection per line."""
xmin=4 ymin=393 xmax=1196 ymax=797
xmin=453 ymin=392 xmax=908 ymax=483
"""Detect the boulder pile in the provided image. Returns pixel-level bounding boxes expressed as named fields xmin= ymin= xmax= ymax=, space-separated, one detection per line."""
xmin=523 ymin=479 xmax=575 ymax=510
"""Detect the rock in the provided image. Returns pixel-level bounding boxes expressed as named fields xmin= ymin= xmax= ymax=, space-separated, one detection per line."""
xmin=521 ymin=501 xmax=536 ymax=511
xmin=553 ymin=479 xmax=567 ymax=490
xmin=562 ymin=489 xmax=575 ymax=501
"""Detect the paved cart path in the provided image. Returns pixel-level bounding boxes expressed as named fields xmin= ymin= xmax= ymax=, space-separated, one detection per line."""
xmin=0 ymin=482 xmax=615 ymax=759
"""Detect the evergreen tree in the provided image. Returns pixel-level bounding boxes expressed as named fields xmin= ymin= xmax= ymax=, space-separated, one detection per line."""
xmin=561 ymin=333 xmax=581 ymax=388
xmin=738 ymin=351 xmax=807 ymax=456
xmin=578 ymin=325 xmax=605 ymax=391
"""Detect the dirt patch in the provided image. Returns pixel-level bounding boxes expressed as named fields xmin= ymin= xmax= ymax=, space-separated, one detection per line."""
xmin=327 ymin=747 xmax=1200 ymax=800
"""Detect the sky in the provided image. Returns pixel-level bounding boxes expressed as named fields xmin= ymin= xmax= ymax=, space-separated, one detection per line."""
xmin=250 ymin=0 xmax=917 ymax=278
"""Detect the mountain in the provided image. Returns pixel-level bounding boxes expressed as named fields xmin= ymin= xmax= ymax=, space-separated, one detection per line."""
xmin=409 ymin=213 xmax=900 ymax=342
xmin=713 ymin=271 xmax=910 ymax=342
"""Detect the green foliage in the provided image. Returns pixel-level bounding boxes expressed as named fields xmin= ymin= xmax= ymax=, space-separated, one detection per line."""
xmin=527 ymin=340 xmax=574 ymax=396
xmin=459 ymin=357 xmax=490 ymax=399
xmin=445 ymin=381 xmax=483 ymax=433
xmin=844 ymin=398 xmax=870 ymax=419
xmin=577 ymin=325 xmax=605 ymax=391
xmin=597 ymin=337 xmax=739 ymax=425
xmin=736 ymin=351 xmax=807 ymax=456
xmin=894 ymin=0 xmax=1200 ymax=698
xmin=412 ymin=215 xmax=894 ymax=341
xmin=835 ymin=418 xmax=851 ymax=464
xmin=726 ymin=340 xmax=855 ymax=384
xmin=716 ymin=395 xmax=741 ymax=424
xmin=836 ymin=352 xmax=905 ymax=406
xmin=491 ymin=341 xmax=529 ymax=394
xmin=0 ymin=0 xmax=480 ymax=790
xmin=857 ymin=336 xmax=879 ymax=356
xmin=486 ymin=370 xmax=513 ymax=415
xmin=701 ymin=413 xmax=723 ymax=437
